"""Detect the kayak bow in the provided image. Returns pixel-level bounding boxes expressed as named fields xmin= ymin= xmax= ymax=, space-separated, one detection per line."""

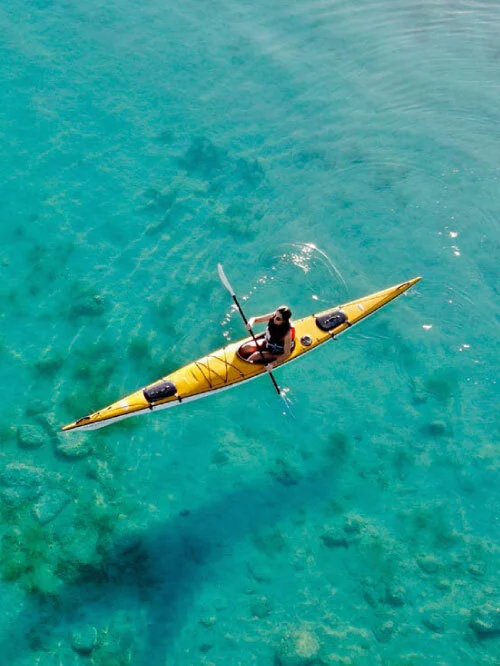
xmin=61 ymin=277 xmax=421 ymax=432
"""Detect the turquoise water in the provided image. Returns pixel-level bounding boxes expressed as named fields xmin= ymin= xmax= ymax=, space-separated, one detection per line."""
xmin=1 ymin=0 xmax=499 ymax=663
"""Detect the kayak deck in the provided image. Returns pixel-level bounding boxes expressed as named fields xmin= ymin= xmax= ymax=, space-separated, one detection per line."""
xmin=61 ymin=277 xmax=420 ymax=432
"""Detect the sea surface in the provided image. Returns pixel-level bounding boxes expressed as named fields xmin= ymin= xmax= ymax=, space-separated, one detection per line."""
xmin=0 ymin=1 xmax=499 ymax=664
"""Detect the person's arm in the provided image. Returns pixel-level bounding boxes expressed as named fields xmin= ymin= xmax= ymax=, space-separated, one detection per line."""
xmin=266 ymin=331 xmax=292 ymax=368
xmin=246 ymin=312 xmax=274 ymax=330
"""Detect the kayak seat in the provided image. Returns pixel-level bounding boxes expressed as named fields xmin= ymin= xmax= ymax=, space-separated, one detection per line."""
xmin=315 ymin=309 xmax=348 ymax=332
xmin=143 ymin=380 xmax=177 ymax=403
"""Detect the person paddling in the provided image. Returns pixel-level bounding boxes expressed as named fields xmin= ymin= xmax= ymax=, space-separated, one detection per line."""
xmin=241 ymin=306 xmax=293 ymax=368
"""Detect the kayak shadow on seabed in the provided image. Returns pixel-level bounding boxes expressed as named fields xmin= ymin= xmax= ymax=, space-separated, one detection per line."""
xmin=0 ymin=459 xmax=340 ymax=664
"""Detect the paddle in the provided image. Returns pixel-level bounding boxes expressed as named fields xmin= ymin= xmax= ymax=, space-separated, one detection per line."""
xmin=217 ymin=263 xmax=282 ymax=396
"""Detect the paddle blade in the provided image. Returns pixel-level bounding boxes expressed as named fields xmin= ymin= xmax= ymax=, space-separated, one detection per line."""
xmin=217 ymin=263 xmax=235 ymax=296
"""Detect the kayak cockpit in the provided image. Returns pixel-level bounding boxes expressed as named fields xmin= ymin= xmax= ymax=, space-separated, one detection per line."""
xmin=236 ymin=333 xmax=296 ymax=363
xmin=236 ymin=333 xmax=265 ymax=362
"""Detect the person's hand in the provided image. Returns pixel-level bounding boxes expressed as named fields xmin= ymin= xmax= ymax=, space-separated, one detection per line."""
xmin=245 ymin=318 xmax=255 ymax=331
xmin=265 ymin=363 xmax=275 ymax=372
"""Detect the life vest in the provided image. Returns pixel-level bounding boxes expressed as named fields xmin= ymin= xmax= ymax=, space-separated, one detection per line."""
xmin=265 ymin=322 xmax=295 ymax=354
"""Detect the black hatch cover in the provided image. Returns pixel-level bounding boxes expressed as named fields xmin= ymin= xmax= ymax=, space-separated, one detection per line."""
xmin=315 ymin=309 xmax=348 ymax=332
xmin=143 ymin=380 xmax=177 ymax=403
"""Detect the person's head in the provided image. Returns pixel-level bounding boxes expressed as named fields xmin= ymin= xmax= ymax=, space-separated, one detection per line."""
xmin=272 ymin=305 xmax=292 ymax=326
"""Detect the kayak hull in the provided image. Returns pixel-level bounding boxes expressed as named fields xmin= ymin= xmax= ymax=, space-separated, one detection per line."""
xmin=61 ymin=277 xmax=421 ymax=432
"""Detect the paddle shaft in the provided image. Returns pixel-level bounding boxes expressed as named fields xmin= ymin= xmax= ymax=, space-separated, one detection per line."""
xmin=218 ymin=264 xmax=281 ymax=395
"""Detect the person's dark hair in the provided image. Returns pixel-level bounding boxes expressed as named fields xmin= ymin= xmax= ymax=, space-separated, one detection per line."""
xmin=268 ymin=305 xmax=292 ymax=339
xmin=276 ymin=305 xmax=292 ymax=322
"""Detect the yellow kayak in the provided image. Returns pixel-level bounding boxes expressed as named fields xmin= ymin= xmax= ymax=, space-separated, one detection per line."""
xmin=61 ymin=277 xmax=421 ymax=432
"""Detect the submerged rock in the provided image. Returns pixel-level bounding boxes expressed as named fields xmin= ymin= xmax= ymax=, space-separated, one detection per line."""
xmin=251 ymin=596 xmax=273 ymax=619
xmin=17 ymin=424 xmax=46 ymax=449
xmin=247 ymin=561 xmax=273 ymax=583
xmin=276 ymin=626 xmax=322 ymax=665
xmin=270 ymin=458 xmax=301 ymax=486
xmin=199 ymin=643 xmax=212 ymax=654
xmin=410 ymin=376 xmax=428 ymax=404
xmin=71 ymin=625 xmax=98 ymax=655
xmin=180 ymin=136 xmax=227 ymax=177
xmin=0 ymin=463 xmax=44 ymax=506
xmin=324 ymin=432 xmax=350 ymax=461
xmin=469 ymin=603 xmax=500 ymax=637
xmin=386 ymin=583 xmax=406 ymax=607
xmin=416 ymin=553 xmax=440 ymax=574
xmin=422 ymin=611 xmax=445 ymax=633
xmin=70 ymin=290 xmax=106 ymax=318
xmin=56 ymin=433 xmax=91 ymax=459
xmin=424 ymin=369 xmax=458 ymax=403
xmin=373 ymin=620 xmax=395 ymax=644
xmin=211 ymin=448 xmax=230 ymax=465
xmin=32 ymin=489 xmax=70 ymax=524
xmin=253 ymin=528 xmax=286 ymax=557
xmin=468 ymin=562 xmax=485 ymax=577
xmin=421 ymin=420 xmax=449 ymax=437
xmin=343 ymin=514 xmax=364 ymax=536
xmin=321 ymin=528 xmax=348 ymax=549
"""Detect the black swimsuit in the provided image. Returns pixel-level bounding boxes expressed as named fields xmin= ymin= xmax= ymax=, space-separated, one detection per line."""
xmin=264 ymin=319 xmax=289 ymax=355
